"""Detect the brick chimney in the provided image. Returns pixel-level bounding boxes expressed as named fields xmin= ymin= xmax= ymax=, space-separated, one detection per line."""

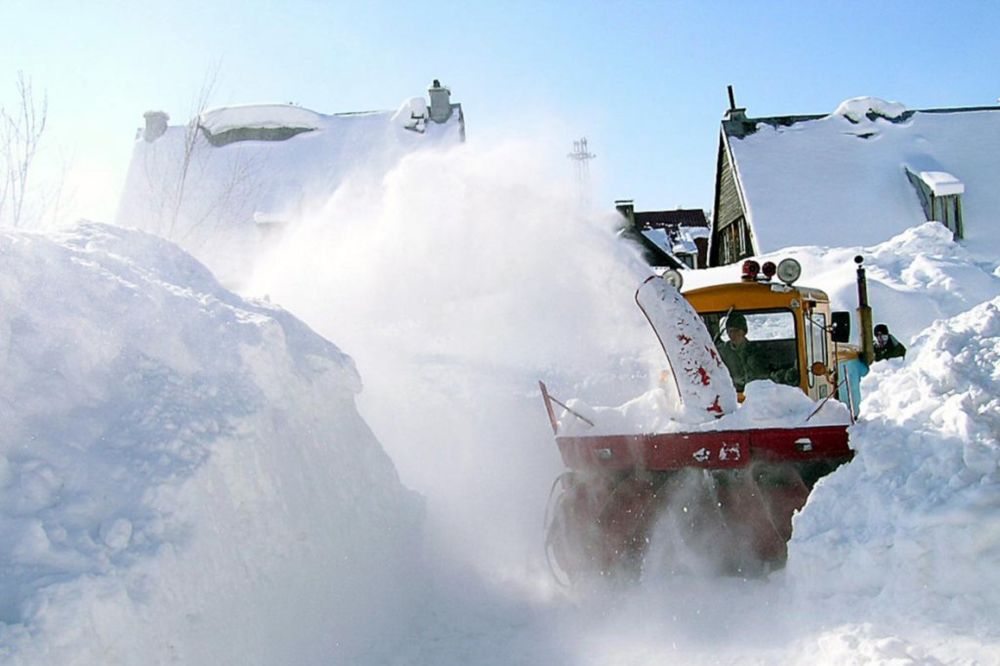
xmin=142 ymin=111 xmax=169 ymax=142
xmin=428 ymin=79 xmax=452 ymax=123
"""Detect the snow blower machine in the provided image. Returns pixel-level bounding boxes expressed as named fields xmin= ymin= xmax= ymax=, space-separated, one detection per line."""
xmin=541 ymin=257 xmax=875 ymax=582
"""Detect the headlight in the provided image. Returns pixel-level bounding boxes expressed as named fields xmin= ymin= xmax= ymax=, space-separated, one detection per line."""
xmin=777 ymin=258 xmax=801 ymax=285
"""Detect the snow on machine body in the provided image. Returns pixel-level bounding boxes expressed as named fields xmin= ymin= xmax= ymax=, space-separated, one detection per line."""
xmin=541 ymin=258 xmax=874 ymax=581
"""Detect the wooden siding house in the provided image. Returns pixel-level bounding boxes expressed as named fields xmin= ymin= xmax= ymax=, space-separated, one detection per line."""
xmin=708 ymin=96 xmax=1000 ymax=266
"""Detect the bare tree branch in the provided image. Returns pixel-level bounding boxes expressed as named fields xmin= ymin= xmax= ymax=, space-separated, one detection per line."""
xmin=168 ymin=65 xmax=220 ymax=237
xmin=0 ymin=71 xmax=47 ymax=227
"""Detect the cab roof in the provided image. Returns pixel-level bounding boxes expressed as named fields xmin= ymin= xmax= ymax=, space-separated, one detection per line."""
xmin=683 ymin=280 xmax=830 ymax=312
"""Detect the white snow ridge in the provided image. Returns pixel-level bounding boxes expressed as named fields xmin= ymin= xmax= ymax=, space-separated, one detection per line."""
xmin=788 ymin=296 xmax=1000 ymax=654
xmin=0 ymin=223 xmax=421 ymax=664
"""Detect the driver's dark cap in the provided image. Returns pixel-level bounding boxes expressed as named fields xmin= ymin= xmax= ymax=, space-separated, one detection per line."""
xmin=726 ymin=313 xmax=748 ymax=332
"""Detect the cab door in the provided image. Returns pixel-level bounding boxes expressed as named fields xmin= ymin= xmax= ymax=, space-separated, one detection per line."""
xmin=803 ymin=304 xmax=835 ymax=401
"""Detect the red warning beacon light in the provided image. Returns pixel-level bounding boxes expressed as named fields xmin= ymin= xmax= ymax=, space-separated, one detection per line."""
xmin=741 ymin=260 xmax=761 ymax=282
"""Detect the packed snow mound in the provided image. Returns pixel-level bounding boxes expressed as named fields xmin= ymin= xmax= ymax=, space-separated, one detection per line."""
xmin=0 ymin=223 xmax=420 ymax=664
xmin=833 ymin=96 xmax=908 ymax=123
xmin=788 ymin=296 xmax=1000 ymax=634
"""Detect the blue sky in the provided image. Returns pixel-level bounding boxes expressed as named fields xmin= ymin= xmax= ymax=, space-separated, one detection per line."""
xmin=4 ymin=0 xmax=999 ymax=221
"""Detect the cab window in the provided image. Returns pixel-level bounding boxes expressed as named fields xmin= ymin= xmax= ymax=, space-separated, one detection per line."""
xmin=701 ymin=310 xmax=800 ymax=391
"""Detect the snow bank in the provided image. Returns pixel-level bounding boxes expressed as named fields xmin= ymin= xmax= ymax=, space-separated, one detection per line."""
xmin=0 ymin=223 xmax=420 ymax=664
xmin=789 ymin=296 xmax=1000 ymax=635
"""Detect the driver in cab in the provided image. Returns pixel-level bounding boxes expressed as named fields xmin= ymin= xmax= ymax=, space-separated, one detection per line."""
xmin=717 ymin=312 xmax=798 ymax=392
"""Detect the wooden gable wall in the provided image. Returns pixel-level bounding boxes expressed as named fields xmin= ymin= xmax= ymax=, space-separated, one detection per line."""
xmin=710 ymin=134 xmax=755 ymax=266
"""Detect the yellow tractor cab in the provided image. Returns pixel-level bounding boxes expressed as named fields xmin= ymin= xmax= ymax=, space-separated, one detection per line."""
xmin=679 ymin=258 xmax=871 ymax=415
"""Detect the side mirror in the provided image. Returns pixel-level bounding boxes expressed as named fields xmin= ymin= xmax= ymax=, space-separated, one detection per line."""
xmin=831 ymin=311 xmax=851 ymax=343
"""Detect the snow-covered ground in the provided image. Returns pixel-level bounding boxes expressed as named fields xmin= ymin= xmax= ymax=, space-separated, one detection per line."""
xmin=3 ymin=135 xmax=999 ymax=664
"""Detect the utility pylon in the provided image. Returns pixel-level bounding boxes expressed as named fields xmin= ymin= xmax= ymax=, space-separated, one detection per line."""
xmin=567 ymin=137 xmax=596 ymax=209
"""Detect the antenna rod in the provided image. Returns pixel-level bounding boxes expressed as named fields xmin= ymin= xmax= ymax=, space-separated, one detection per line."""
xmin=727 ymin=85 xmax=737 ymax=111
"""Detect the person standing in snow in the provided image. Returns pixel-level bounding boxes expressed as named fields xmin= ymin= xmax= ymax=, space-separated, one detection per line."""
xmin=873 ymin=323 xmax=907 ymax=362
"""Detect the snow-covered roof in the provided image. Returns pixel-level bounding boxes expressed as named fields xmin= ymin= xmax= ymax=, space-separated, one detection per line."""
xmin=722 ymin=98 xmax=1000 ymax=258
xmin=640 ymin=227 xmax=700 ymax=258
xmin=115 ymin=83 xmax=464 ymax=284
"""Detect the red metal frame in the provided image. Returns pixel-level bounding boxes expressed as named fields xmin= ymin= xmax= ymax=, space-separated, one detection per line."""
xmin=554 ymin=424 xmax=851 ymax=473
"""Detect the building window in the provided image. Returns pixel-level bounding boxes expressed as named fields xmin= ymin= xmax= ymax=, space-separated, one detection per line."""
xmin=718 ymin=216 xmax=749 ymax=264
xmin=932 ymin=194 xmax=963 ymax=239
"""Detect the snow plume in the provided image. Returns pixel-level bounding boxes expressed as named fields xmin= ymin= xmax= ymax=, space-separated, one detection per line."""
xmin=247 ymin=138 xmax=659 ymax=582
xmin=0 ymin=224 xmax=419 ymax=663
xmin=789 ymin=296 xmax=1000 ymax=642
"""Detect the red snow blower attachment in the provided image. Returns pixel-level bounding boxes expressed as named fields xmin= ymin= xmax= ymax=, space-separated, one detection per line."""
xmin=541 ymin=263 xmax=871 ymax=584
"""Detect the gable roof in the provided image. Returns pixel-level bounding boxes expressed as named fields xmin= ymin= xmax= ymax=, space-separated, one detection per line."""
xmin=721 ymin=99 xmax=1000 ymax=258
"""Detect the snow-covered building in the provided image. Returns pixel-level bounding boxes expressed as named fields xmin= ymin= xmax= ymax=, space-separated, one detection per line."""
xmin=708 ymin=95 xmax=1000 ymax=266
xmin=115 ymin=80 xmax=465 ymax=283
xmin=615 ymin=200 xmax=710 ymax=269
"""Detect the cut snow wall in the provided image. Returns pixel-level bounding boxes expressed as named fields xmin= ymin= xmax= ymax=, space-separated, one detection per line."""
xmin=0 ymin=223 xmax=422 ymax=664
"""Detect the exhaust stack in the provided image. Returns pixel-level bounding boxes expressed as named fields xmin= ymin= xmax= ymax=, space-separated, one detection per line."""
xmin=855 ymin=255 xmax=874 ymax=365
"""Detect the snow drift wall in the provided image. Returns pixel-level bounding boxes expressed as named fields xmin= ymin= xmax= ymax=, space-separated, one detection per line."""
xmin=788 ymin=296 xmax=1000 ymax=634
xmin=0 ymin=223 xmax=420 ymax=664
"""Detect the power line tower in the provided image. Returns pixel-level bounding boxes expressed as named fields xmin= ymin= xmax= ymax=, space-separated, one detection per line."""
xmin=567 ymin=137 xmax=596 ymax=209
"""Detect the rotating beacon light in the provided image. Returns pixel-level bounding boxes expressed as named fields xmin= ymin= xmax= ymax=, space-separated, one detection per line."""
xmin=741 ymin=260 xmax=761 ymax=282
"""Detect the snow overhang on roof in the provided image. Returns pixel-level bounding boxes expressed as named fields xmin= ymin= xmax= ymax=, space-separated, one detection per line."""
xmin=834 ymin=97 xmax=908 ymax=124
xmin=198 ymin=104 xmax=323 ymax=146
xmin=200 ymin=104 xmax=324 ymax=134
xmin=916 ymin=170 xmax=965 ymax=196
